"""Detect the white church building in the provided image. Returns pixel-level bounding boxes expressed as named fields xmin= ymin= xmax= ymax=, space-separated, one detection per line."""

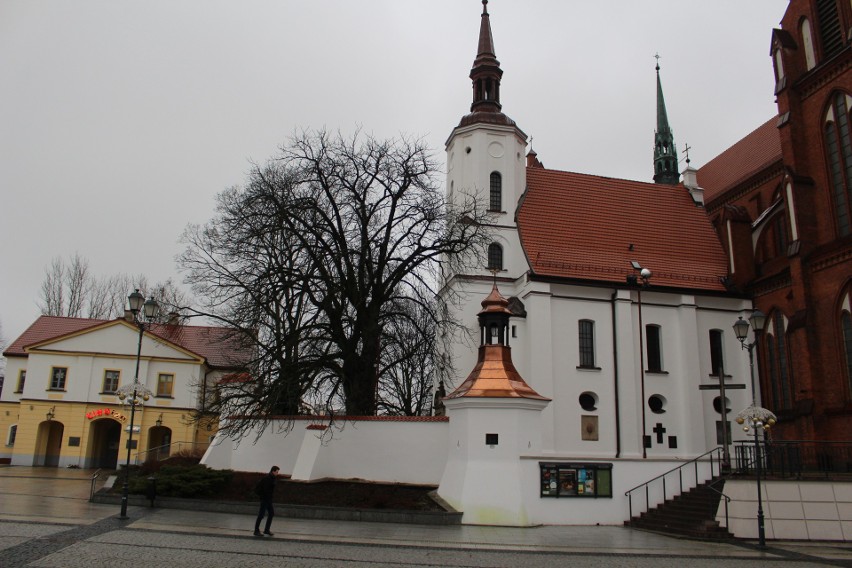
xmin=203 ymin=1 xmax=758 ymax=526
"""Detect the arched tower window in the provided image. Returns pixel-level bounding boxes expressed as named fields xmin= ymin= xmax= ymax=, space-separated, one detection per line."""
xmin=802 ymin=18 xmax=816 ymax=70
xmin=487 ymin=243 xmax=503 ymax=271
xmin=489 ymin=172 xmax=502 ymax=211
xmin=823 ymin=92 xmax=852 ymax=236
xmin=765 ymin=312 xmax=794 ymax=410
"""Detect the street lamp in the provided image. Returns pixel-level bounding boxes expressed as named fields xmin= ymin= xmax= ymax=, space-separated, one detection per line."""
xmin=733 ymin=310 xmax=767 ymax=399
xmin=733 ymin=309 xmax=773 ymax=547
xmin=736 ymin=404 xmax=776 ymax=547
xmin=627 ymin=262 xmax=651 ymax=458
xmin=116 ymin=289 xmax=159 ymax=519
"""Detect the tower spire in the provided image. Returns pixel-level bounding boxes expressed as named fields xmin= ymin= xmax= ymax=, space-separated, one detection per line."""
xmin=653 ymin=56 xmax=680 ymax=185
xmin=470 ymin=0 xmax=503 ymax=113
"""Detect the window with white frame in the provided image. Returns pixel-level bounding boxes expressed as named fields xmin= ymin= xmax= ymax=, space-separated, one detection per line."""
xmin=49 ymin=367 xmax=67 ymax=390
xmin=102 ymin=370 xmax=120 ymax=393
xmin=157 ymin=373 xmax=174 ymax=397
xmin=15 ymin=370 xmax=25 ymax=393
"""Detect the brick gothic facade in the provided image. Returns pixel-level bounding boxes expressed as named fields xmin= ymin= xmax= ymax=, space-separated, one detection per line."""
xmin=698 ymin=0 xmax=852 ymax=441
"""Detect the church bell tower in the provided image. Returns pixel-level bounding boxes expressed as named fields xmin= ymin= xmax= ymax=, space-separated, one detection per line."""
xmin=445 ymin=0 xmax=529 ymax=281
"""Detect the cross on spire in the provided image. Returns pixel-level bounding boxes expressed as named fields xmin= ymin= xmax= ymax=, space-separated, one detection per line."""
xmin=654 ymin=52 xmax=661 ymax=71
xmin=683 ymin=143 xmax=692 ymax=165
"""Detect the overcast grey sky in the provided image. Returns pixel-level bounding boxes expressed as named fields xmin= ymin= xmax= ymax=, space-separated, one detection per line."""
xmin=0 ymin=1 xmax=788 ymax=344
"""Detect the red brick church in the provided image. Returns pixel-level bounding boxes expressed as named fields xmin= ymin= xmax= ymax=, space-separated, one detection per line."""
xmin=697 ymin=0 xmax=852 ymax=441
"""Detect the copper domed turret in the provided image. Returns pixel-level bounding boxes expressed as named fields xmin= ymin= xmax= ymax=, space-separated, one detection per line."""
xmin=445 ymin=283 xmax=548 ymax=400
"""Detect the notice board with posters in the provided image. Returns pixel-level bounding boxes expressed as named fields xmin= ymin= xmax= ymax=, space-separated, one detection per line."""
xmin=539 ymin=462 xmax=613 ymax=498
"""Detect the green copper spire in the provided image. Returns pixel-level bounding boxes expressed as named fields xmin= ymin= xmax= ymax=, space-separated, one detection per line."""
xmin=653 ymin=57 xmax=679 ymax=185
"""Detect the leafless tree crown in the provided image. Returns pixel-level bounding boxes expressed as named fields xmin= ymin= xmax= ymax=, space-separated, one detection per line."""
xmin=179 ymin=129 xmax=492 ymax=438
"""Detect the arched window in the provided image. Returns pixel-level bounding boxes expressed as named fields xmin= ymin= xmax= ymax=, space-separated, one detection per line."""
xmin=487 ymin=242 xmax=503 ymax=271
xmin=816 ymin=0 xmax=844 ymax=60
xmin=709 ymin=329 xmax=724 ymax=376
xmin=841 ymin=287 xmax=852 ymax=397
xmin=489 ymin=172 xmax=502 ymax=211
xmin=802 ymin=18 xmax=816 ymax=70
xmin=765 ymin=313 xmax=794 ymax=410
xmin=823 ymin=92 xmax=852 ymax=236
xmin=842 ymin=310 xmax=852 ymax=395
xmin=773 ymin=48 xmax=786 ymax=85
xmin=578 ymin=320 xmax=596 ymax=368
xmin=646 ymin=324 xmax=663 ymax=372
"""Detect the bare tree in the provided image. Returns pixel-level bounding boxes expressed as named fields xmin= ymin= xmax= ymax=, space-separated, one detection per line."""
xmin=38 ymin=255 xmax=191 ymax=321
xmin=376 ymin=295 xmax=437 ymax=416
xmin=180 ymin=129 xmax=490 ymax=429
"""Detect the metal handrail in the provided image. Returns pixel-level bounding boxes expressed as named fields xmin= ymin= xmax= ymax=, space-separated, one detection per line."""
xmin=89 ymin=468 xmax=102 ymax=502
xmin=624 ymin=447 xmax=723 ymax=520
xmin=705 ymin=476 xmax=732 ymax=531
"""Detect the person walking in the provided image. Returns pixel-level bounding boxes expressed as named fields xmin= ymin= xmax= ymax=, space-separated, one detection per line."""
xmin=254 ymin=466 xmax=280 ymax=536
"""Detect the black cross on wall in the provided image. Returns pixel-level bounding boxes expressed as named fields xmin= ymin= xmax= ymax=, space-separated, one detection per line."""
xmin=653 ymin=423 xmax=666 ymax=444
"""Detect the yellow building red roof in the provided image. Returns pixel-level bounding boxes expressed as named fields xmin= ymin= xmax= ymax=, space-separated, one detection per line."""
xmin=4 ymin=315 xmax=246 ymax=369
xmin=519 ymin=167 xmax=731 ymax=291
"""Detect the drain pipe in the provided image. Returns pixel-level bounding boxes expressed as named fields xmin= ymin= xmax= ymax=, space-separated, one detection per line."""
xmin=611 ymin=289 xmax=621 ymax=458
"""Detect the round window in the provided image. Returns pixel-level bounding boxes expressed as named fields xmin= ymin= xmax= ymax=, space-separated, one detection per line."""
xmin=712 ymin=396 xmax=731 ymax=414
xmin=648 ymin=394 xmax=666 ymax=414
xmin=579 ymin=392 xmax=598 ymax=411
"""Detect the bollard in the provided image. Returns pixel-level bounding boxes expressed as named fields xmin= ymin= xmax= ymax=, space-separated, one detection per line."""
xmin=146 ymin=476 xmax=157 ymax=507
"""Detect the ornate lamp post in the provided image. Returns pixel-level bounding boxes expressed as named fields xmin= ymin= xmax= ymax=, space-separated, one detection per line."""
xmin=733 ymin=309 xmax=773 ymax=547
xmin=733 ymin=310 xmax=767 ymax=399
xmin=116 ymin=289 xmax=159 ymax=519
xmin=736 ymin=404 xmax=776 ymax=547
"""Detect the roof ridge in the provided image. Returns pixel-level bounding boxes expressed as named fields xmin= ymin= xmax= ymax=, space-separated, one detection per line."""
xmin=528 ymin=166 xmax=683 ymax=189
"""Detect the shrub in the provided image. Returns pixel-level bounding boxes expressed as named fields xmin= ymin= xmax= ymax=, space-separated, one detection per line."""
xmin=129 ymin=464 xmax=233 ymax=498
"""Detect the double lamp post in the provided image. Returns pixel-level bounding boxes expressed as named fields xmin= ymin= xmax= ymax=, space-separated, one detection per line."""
xmin=116 ymin=289 xmax=159 ymax=519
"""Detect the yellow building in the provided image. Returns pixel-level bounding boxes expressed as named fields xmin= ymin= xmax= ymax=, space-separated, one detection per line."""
xmin=1 ymin=316 xmax=243 ymax=468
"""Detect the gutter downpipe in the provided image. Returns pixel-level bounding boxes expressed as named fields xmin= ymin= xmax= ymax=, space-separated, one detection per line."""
xmin=612 ymin=289 xmax=621 ymax=458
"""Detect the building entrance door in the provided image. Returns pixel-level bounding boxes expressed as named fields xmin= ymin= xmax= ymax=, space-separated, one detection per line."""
xmin=87 ymin=419 xmax=121 ymax=469
xmin=35 ymin=421 xmax=64 ymax=467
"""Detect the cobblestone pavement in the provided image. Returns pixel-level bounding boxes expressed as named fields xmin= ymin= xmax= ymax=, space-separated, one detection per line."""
xmin=2 ymin=466 xmax=852 ymax=567
xmin=0 ymin=517 xmax=846 ymax=568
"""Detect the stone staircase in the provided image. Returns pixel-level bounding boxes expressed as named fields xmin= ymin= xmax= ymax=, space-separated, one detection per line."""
xmin=625 ymin=478 xmax=734 ymax=540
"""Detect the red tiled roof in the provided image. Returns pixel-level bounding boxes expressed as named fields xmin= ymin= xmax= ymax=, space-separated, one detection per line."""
xmin=3 ymin=315 xmax=247 ymax=368
xmin=697 ymin=117 xmax=782 ymax=202
xmin=3 ymin=316 xmax=107 ymax=357
xmin=519 ymin=167 xmax=730 ymax=291
xmin=147 ymin=323 xmax=247 ymax=368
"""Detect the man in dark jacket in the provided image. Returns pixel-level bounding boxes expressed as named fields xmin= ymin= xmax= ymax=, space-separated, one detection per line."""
xmin=254 ymin=466 xmax=280 ymax=536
